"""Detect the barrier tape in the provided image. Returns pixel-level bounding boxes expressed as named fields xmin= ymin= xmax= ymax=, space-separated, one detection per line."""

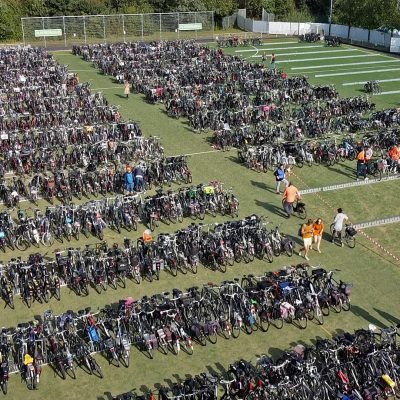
xmin=291 ymin=170 xmax=400 ymax=265
xmin=300 ymin=175 xmax=400 ymax=195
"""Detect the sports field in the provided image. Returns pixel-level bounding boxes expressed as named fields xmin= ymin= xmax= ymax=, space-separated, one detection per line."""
xmin=2 ymin=39 xmax=400 ymax=400
xmin=222 ymin=39 xmax=400 ymax=109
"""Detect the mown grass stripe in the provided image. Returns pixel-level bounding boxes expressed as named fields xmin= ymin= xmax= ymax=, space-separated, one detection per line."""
xmin=235 ymin=44 xmax=324 ymax=52
xmin=315 ymin=67 xmax=400 ymax=77
xmin=266 ymin=54 xmax=376 ymax=64
xmin=343 ymin=78 xmax=400 ymax=86
xmin=291 ymin=59 xmax=397 ymax=70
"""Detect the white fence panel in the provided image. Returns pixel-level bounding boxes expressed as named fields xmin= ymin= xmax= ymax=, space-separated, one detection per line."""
xmin=311 ymin=23 xmax=329 ymax=35
xmin=350 ymin=26 xmax=369 ymax=42
xmin=252 ymin=20 xmax=268 ymax=33
xmin=369 ymin=30 xmax=386 ymax=46
xmin=268 ymin=22 xmax=291 ymax=35
xmin=330 ymin=24 xmax=348 ymax=38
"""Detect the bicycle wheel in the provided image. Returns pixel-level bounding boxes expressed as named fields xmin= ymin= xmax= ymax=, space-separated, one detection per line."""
xmin=341 ymin=297 xmax=351 ymax=311
xmin=15 ymin=236 xmax=29 ymax=251
xmin=345 ymin=234 xmax=356 ymax=249
xmin=285 ymin=242 xmax=294 ymax=257
xmin=314 ymin=306 xmax=324 ymax=325
xmin=92 ymin=358 xmax=104 ymax=378
xmin=259 ymin=313 xmax=270 ymax=333
xmin=231 ymin=322 xmax=241 ymax=339
xmin=264 ymin=246 xmax=274 ymax=263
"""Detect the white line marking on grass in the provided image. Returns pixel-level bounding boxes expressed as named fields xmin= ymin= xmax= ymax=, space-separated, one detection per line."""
xmin=375 ymin=90 xmax=400 ymax=95
xmin=259 ymin=41 xmax=298 ymax=46
xmin=251 ymin=49 xmax=356 ymax=58
xmin=288 ymin=64 xmax=400 ymax=75
xmin=315 ymin=67 xmax=400 ymax=77
xmin=343 ymin=78 xmax=400 ymax=86
xmin=264 ymin=54 xmax=376 ymax=64
xmin=236 ymin=45 xmax=323 ymax=53
xmin=291 ymin=60 xmax=399 ymax=70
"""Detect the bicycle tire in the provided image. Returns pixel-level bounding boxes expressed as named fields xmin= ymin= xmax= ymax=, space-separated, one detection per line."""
xmin=265 ymin=246 xmax=274 ymax=263
xmin=1 ymin=380 xmax=7 ymax=394
xmin=15 ymin=237 xmax=29 ymax=251
xmin=346 ymin=235 xmax=356 ymax=249
xmin=259 ymin=313 xmax=270 ymax=333
xmin=342 ymin=297 xmax=351 ymax=311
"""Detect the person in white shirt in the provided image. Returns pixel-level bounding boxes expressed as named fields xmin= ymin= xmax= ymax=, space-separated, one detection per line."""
xmin=332 ymin=208 xmax=348 ymax=246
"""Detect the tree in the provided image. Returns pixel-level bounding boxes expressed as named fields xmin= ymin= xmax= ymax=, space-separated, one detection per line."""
xmin=23 ymin=0 xmax=48 ymax=17
xmin=0 ymin=0 xmax=24 ymax=40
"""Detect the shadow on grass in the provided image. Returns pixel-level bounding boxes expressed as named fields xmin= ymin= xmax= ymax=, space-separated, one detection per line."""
xmin=254 ymin=199 xmax=288 ymax=218
xmin=326 ymin=164 xmax=354 ymax=179
xmin=349 ymin=304 xmax=385 ymax=328
xmin=267 ymin=346 xmax=285 ymax=360
xmin=373 ymin=308 xmax=400 ymax=326
xmin=250 ymin=180 xmax=276 ymax=194
xmin=115 ymin=94 xmax=128 ymax=99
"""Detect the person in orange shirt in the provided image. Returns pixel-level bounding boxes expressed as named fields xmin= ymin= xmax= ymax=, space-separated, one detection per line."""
xmin=282 ymin=182 xmax=300 ymax=218
xmin=312 ymin=218 xmax=324 ymax=253
xmin=356 ymin=148 xmax=367 ymax=180
xmin=299 ymin=219 xmax=314 ymax=261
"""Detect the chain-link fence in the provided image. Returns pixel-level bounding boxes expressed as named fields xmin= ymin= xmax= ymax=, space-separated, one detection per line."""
xmin=21 ymin=12 xmax=214 ymax=48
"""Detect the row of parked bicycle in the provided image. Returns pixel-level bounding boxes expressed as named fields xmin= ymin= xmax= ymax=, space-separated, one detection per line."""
xmin=0 ymin=263 xmax=353 ymax=394
xmin=0 ymin=47 xmax=120 ymax=134
xmin=113 ymin=323 xmax=400 ymax=400
xmin=0 ymin=214 xmax=296 ymax=307
xmin=237 ymin=138 xmax=400 ymax=176
xmin=73 ymin=42 xmax=348 ymax=135
xmin=0 ymin=180 xmax=238 ymax=252
xmin=0 ymin=134 xmax=164 ymax=177
xmin=0 ymin=154 xmax=192 ymax=207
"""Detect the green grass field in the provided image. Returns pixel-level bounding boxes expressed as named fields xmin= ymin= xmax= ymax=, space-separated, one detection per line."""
xmin=2 ymin=39 xmax=400 ymax=400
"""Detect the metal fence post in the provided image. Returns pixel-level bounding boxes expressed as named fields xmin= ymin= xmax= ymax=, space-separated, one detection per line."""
xmin=141 ymin=14 xmax=144 ymax=40
xmin=122 ymin=14 xmax=126 ymax=42
xmin=159 ymin=13 xmax=162 ymax=40
xmin=103 ymin=15 xmax=106 ymax=43
xmin=42 ymin=18 xmax=47 ymax=48
xmin=177 ymin=12 xmax=180 ymax=39
xmin=83 ymin=16 xmax=87 ymax=44
xmin=194 ymin=12 xmax=197 ymax=40
xmin=63 ymin=16 xmax=67 ymax=47
xmin=21 ymin=18 xmax=25 ymax=45
xmin=212 ymin=11 xmax=215 ymax=39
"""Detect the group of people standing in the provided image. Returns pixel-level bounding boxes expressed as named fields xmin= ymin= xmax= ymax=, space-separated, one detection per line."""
xmin=298 ymin=208 xmax=348 ymax=261
xmin=124 ymin=164 xmax=145 ymax=194
xmin=273 ymin=164 xmax=350 ymax=261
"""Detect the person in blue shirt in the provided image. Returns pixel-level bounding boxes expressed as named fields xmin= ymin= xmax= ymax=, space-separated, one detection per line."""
xmin=274 ymin=164 xmax=289 ymax=194
xmin=133 ymin=165 xmax=145 ymax=192
xmin=125 ymin=167 xmax=134 ymax=194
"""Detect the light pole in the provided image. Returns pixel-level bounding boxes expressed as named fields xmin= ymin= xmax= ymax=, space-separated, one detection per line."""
xmin=329 ymin=0 xmax=333 ymax=35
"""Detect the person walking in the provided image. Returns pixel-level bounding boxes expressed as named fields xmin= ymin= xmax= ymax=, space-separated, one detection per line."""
xmin=271 ymin=53 xmax=277 ymax=70
xmin=365 ymin=145 xmax=373 ymax=175
xmin=299 ymin=219 xmax=314 ymax=261
xmin=332 ymin=208 xmax=348 ymax=246
xmin=124 ymin=80 xmax=130 ymax=99
xmin=282 ymin=182 xmax=301 ymax=218
xmin=356 ymin=147 xmax=367 ymax=181
xmin=312 ymin=218 xmax=324 ymax=253
xmin=274 ymin=164 xmax=289 ymax=194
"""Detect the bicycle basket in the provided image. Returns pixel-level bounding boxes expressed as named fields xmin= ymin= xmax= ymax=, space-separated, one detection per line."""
xmin=203 ymin=186 xmax=215 ymax=195
xmin=88 ymin=326 xmax=101 ymax=342
xmin=346 ymin=226 xmax=357 ymax=237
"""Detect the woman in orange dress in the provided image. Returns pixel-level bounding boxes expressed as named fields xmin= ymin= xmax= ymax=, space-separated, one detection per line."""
xmin=313 ymin=218 xmax=324 ymax=253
